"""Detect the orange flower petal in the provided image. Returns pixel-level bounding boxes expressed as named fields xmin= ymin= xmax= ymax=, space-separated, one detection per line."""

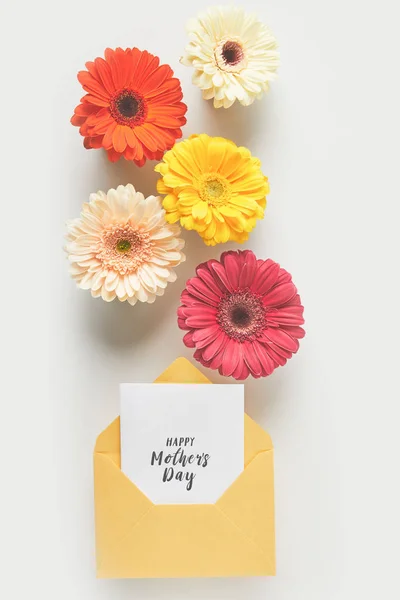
xmin=143 ymin=147 xmax=164 ymax=161
xmin=82 ymin=94 xmax=109 ymax=107
xmin=84 ymin=61 xmax=99 ymax=80
xmin=105 ymin=47 xmax=136 ymax=89
xmin=123 ymin=143 xmax=146 ymax=163
xmin=107 ymin=148 xmax=121 ymax=162
xmin=73 ymin=103 xmax=97 ymax=117
xmin=127 ymin=47 xmax=142 ymax=84
xmin=146 ymin=111 xmax=186 ymax=129
xmin=92 ymin=115 xmax=115 ymax=136
xmin=124 ymin=126 xmax=138 ymax=148
xmin=135 ymin=52 xmax=160 ymax=88
xmin=123 ymin=146 xmax=135 ymax=161
xmin=113 ymin=48 xmax=131 ymax=88
xmin=104 ymin=48 xmax=121 ymax=88
xmin=94 ymin=57 xmax=115 ymax=95
xmin=141 ymin=64 xmax=173 ymax=95
xmin=134 ymin=156 xmax=146 ymax=167
xmin=77 ymin=71 xmax=110 ymax=101
xmin=150 ymin=124 xmax=183 ymax=146
xmin=102 ymin=121 xmax=117 ymax=149
xmin=134 ymin=124 xmax=160 ymax=152
xmin=79 ymin=123 xmax=90 ymax=136
xmin=148 ymin=102 xmax=187 ymax=118
xmin=112 ymin=125 xmax=127 ymax=153
xmin=88 ymin=135 xmax=103 ymax=149
xmin=120 ymin=48 xmax=140 ymax=88
xmin=71 ymin=114 xmax=85 ymax=126
xmin=85 ymin=107 xmax=109 ymax=126
xmin=128 ymin=131 xmax=144 ymax=160
xmin=145 ymin=77 xmax=183 ymax=100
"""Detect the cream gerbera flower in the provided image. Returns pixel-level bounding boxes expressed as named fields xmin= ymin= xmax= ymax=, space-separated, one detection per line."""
xmin=65 ymin=184 xmax=185 ymax=304
xmin=181 ymin=6 xmax=279 ymax=108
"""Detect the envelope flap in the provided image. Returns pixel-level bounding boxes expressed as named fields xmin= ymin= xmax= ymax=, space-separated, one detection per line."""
xmin=94 ymin=451 xmax=153 ymax=570
xmin=95 ymin=417 xmax=120 ymax=466
xmin=216 ymin=451 xmax=275 ymax=571
xmin=244 ymin=414 xmax=273 ymax=464
xmin=155 ymin=356 xmax=211 ymax=384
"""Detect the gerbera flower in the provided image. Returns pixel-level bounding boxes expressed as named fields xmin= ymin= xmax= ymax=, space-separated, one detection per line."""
xmin=65 ymin=184 xmax=185 ymax=304
xmin=155 ymin=134 xmax=269 ymax=246
xmin=71 ymin=48 xmax=187 ymax=165
xmin=181 ymin=6 xmax=279 ymax=108
xmin=178 ymin=250 xmax=305 ymax=380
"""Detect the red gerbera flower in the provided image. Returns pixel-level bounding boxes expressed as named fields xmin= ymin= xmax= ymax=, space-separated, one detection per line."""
xmin=71 ymin=48 xmax=187 ymax=165
xmin=178 ymin=250 xmax=305 ymax=380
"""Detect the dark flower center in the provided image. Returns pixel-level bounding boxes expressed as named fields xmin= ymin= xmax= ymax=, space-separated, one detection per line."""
xmin=117 ymin=95 xmax=139 ymax=118
xmin=231 ymin=305 xmax=252 ymax=328
xmin=116 ymin=239 xmax=132 ymax=253
xmin=110 ymin=89 xmax=147 ymax=126
xmin=217 ymin=290 xmax=266 ymax=342
xmin=222 ymin=41 xmax=244 ymax=66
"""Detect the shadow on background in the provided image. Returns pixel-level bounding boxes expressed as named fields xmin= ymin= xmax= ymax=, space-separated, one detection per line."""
xmin=95 ymin=574 xmax=271 ymax=600
xmin=192 ymin=90 xmax=277 ymax=149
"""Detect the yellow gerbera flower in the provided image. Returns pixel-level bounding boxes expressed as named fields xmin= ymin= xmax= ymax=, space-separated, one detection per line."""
xmin=154 ymin=134 xmax=269 ymax=246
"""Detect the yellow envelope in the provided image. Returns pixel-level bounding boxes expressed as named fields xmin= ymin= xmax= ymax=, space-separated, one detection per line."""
xmin=94 ymin=357 xmax=275 ymax=578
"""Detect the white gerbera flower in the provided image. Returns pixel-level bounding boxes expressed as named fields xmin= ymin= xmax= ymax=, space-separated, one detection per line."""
xmin=65 ymin=184 xmax=185 ymax=305
xmin=181 ymin=6 xmax=279 ymax=109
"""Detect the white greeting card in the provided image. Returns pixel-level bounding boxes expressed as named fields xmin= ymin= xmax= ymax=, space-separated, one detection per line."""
xmin=120 ymin=383 xmax=244 ymax=504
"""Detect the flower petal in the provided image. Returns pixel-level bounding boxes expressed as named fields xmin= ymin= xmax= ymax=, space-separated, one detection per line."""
xmin=202 ymin=331 xmax=227 ymax=362
xmin=253 ymin=341 xmax=276 ymax=376
xmin=192 ymin=201 xmax=208 ymax=220
xmin=195 ymin=264 xmax=224 ymax=298
xmin=262 ymin=282 xmax=297 ymax=308
xmin=243 ymin=341 xmax=263 ymax=377
xmin=191 ymin=325 xmax=220 ymax=343
xmin=221 ymin=252 xmax=241 ymax=290
xmin=263 ymin=328 xmax=299 ymax=352
xmin=238 ymin=250 xmax=257 ymax=288
xmin=186 ymin=278 xmax=221 ymax=307
xmin=208 ymin=260 xmax=233 ymax=292
xmin=112 ymin=125 xmax=127 ymax=153
xmin=185 ymin=312 xmax=217 ymax=328
xmin=220 ymin=338 xmax=242 ymax=377
xmin=267 ymin=305 xmax=305 ymax=326
xmin=183 ymin=331 xmax=196 ymax=348
xmin=251 ymin=260 xmax=280 ymax=295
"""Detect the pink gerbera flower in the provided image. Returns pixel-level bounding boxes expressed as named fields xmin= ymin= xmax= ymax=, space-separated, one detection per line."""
xmin=178 ymin=250 xmax=305 ymax=380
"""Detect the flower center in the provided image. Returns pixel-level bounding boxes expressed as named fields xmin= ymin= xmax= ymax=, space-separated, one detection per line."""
xmin=231 ymin=305 xmax=252 ymax=327
xmin=215 ymin=38 xmax=247 ymax=73
xmin=206 ymin=179 xmax=225 ymax=198
xmin=199 ymin=174 xmax=230 ymax=207
xmin=110 ymin=89 xmax=147 ymax=127
xmin=116 ymin=239 xmax=131 ymax=253
xmin=217 ymin=290 xmax=266 ymax=342
xmin=222 ymin=41 xmax=244 ymax=66
xmin=97 ymin=224 xmax=152 ymax=275
xmin=117 ymin=95 xmax=139 ymax=118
